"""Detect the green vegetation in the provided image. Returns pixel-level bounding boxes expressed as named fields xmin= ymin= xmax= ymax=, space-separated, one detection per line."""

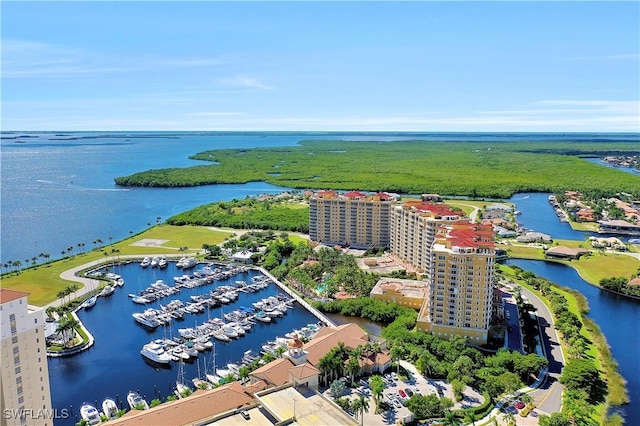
xmin=599 ymin=276 xmax=640 ymax=297
xmin=501 ymin=265 xmax=628 ymax=424
xmin=1 ymin=225 xmax=232 ymax=305
xmin=167 ymin=196 xmax=309 ymax=232
xmin=115 ymin=140 xmax=640 ymax=198
xmin=506 ymin=241 xmax=640 ymax=288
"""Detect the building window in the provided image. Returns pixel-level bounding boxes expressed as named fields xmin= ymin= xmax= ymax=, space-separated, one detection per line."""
xmin=15 ymin=367 xmax=21 ymax=375
xmin=14 ymin=355 xmax=20 ymax=365
xmin=18 ymin=396 xmax=24 ymax=404
xmin=12 ymin=336 xmax=18 ymax=344
xmin=13 ymin=346 xmax=20 ymax=354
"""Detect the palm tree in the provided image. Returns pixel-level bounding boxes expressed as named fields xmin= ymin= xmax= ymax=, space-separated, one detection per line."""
xmin=443 ymin=410 xmax=462 ymax=426
xmin=13 ymin=260 xmax=22 ymax=273
xmin=347 ymin=356 xmax=361 ymax=387
xmin=502 ymin=412 xmax=516 ymax=426
xmin=238 ymin=366 xmax=251 ymax=384
xmin=369 ymin=375 xmax=384 ymax=414
xmin=31 ymin=256 xmax=38 ymax=267
xmin=354 ymin=395 xmax=369 ymax=426
xmin=317 ymin=356 xmax=332 ymax=386
xmin=463 ymin=411 xmax=476 ymax=426
xmin=274 ymin=345 xmax=287 ymax=359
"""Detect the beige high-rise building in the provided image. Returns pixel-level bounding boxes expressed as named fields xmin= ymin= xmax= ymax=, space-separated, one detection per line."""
xmin=389 ymin=201 xmax=464 ymax=277
xmin=309 ymin=191 xmax=397 ymax=249
xmin=1 ymin=289 xmax=53 ymax=426
xmin=416 ymin=222 xmax=495 ymax=344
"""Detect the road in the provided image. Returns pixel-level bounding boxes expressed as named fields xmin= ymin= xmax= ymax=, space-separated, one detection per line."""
xmin=520 ymin=286 xmax=565 ymax=414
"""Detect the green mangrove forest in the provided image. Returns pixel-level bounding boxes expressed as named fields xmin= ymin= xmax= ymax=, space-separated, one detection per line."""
xmin=115 ymin=140 xmax=640 ymax=198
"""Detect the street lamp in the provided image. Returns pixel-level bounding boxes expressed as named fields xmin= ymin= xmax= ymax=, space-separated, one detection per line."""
xmin=293 ymin=398 xmax=296 ymax=421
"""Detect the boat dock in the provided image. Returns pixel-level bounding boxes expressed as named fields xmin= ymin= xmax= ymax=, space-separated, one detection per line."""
xmin=255 ymin=266 xmax=336 ymax=328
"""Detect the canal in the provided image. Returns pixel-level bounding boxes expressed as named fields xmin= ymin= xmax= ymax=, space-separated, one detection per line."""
xmin=48 ymin=262 xmax=319 ymax=425
xmin=508 ymin=192 xmax=640 ymax=421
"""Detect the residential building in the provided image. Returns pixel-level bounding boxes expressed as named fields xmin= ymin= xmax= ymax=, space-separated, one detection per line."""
xmin=416 ymin=222 xmax=495 ymax=344
xmin=308 ymin=190 xmax=397 ymax=249
xmin=1 ymin=289 xmax=53 ymax=426
xmin=389 ymin=201 xmax=464 ymax=277
xmin=370 ymin=278 xmax=428 ymax=309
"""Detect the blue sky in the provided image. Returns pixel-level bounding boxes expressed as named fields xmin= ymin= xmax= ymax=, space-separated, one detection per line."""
xmin=2 ymin=1 xmax=639 ymax=131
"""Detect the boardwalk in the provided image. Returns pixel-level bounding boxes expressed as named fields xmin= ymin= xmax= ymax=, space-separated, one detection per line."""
xmin=255 ymin=266 xmax=336 ymax=328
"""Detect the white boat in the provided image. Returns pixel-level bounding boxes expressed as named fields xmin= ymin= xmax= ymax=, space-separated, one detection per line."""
xmin=113 ymin=277 xmax=125 ymax=287
xmin=140 ymin=341 xmax=171 ymax=364
xmin=80 ymin=403 xmax=101 ymax=425
xmin=159 ymin=256 xmax=168 ymax=268
xmin=140 ymin=257 xmax=151 ymax=268
xmin=255 ymin=312 xmax=271 ymax=323
xmin=99 ymin=285 xmax=115 ymax=297
xmin=132 ymin=312 xmax=161 ymax=329
xmin=131 ymin=295 xmax=150 ymax=304
xmin=176 ymin=360 xmax=191 ymax=397
xmin=150 ymin=257 xmax=160 ymax=267
xmin=82 ymin=295 xmax=97 ymax=309
xmin=177 ymin=256 xmax=197 ymax=269
xmin=127 ymin=391 xmax=149 ymax=410
xmin=102 ymin=398 xmax=118 ymax=421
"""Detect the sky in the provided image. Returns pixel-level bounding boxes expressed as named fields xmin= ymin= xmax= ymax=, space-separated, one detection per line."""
xmin=1 ymin=1 xmax=639 ymax=132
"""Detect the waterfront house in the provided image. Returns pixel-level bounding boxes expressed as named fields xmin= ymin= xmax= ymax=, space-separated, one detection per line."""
xmin=545 ymin=246 xmax=590 ymax=260
xmin=370 ymin=278 xmax=428 ymax=309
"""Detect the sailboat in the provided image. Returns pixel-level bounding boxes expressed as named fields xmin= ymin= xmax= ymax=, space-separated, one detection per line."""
xmin=175 ymin=359 xmax=191 ymax=398
xmin=205 ymin=343 xmax=223 ymax=385
xmin=192 ymin=359 xmax=212 ymax=390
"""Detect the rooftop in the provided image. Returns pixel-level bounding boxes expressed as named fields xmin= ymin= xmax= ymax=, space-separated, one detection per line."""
xmin=0 ymin=288 xmax=30 ymax=304
xmin=104 ymin=382 xmax=254 ymax=426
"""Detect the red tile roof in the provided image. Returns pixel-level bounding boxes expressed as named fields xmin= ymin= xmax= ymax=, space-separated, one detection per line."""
xmin=0 ymin=288 xmax=30 ymax=304
xmin=343 ymin=191 xmax=367 ymax=199
xmin=403 ymin=202 xmax=463 ymax=218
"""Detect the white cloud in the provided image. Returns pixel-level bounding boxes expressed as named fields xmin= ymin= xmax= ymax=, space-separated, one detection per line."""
xmin=217 ymin=75 xmax=275 ymax=91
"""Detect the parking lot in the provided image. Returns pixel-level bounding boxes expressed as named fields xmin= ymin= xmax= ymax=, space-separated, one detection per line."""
xmin=322 ymin=362 xmax=486 ymax=425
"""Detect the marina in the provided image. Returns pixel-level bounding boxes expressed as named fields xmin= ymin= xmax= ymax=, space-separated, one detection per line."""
xmin=48 ymin=261 xmax=325 ymax=425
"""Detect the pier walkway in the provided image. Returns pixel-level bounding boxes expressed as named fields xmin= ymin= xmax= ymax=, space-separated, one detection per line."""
xmin=255 ymin=266 xmax=336 ymax=328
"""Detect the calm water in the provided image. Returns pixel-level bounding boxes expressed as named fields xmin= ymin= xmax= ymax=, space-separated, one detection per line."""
xmin=49 ymin=262 xmax=319 ymax=425
xmin=506 ymin=259 xmax=640 ymax=421
xmin=3 ymin=131 xmax=639 ymax=422
xmin=3 ymin=131 xmax=637 ymax=264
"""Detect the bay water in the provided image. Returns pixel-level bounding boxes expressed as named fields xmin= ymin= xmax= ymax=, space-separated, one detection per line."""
xmin=2 ymin=131 xmax=639 ymax=422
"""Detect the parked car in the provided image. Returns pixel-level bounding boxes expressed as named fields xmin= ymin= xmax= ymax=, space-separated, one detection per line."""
xmin=398 ymin=389 xmax=407 ymax=398
xmin=393 ymin=399 xmax=402 ymax=409
xmin=514 ymin=401 xmax=525 ymax=410
xmin=414 ymin=387 xmax=422 ymax=395
xmin=359 ymin=379 xmax=368 ymax=387
xmin=240 ymin=411 xmax=250 ymax=420
xmin=436 ymin=388 xmax=444 ymax=397
xmin=405 ymin=388 xmax=414 ymax=397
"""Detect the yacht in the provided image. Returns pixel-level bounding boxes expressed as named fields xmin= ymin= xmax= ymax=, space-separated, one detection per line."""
xmin=140 ymin=257 xmax=151 ymax=268
xmin=80 ymin=403 xmax=101 ymax=425
xmin=140 ymin=341 xmax=171 ymax=365
xmin=82 ymin=295 xmax=97 ymax=309
xmin=102 ymin=398 xmax=118 ymax=421
xmin=113 ymin=277 xmax=125 ymax=287
xmin=132 ymin=311 xmax=161 ymax=329
xmin=150 ymin=257 xmax=160 ymax=267
xmin=99 ymin=285 xmax=115 ymax=297
xmin=127 ymin=391 xmax=149 ymax=410
xmin=159 ymin=256 xmax=168 ymax=268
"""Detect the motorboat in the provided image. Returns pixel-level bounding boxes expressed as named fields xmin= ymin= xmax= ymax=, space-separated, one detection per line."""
xmin=140 ymin=257 xmax=151 ymax=268
xmin=140 ymin=341 xmax=171 ymax=365
xmin=102 ymin=398 xmax=118 ymax=420
xmin=132 ymin=311 xmax=161 ymax=329
xmin=82 ymin=295 xmax=97 ymax=309
xmin=127 ymin=391 xmax=149 ymax=410
xmin=159 ymin=256 xmax=168 ymax=268
xmin=254 ymin=311 xmax=271 ymax=323
xmin=113 ymin=277 xmax=125 ymax=287
xmin=131 ymin=295 xmax=150 ymax=304
xmin=80 ymin=403 xmax=101 ymax=425
xmin=150 ymin=257 xmax=159 ymax=267
xmin=99 ymin=285 xmax=115 ymax=297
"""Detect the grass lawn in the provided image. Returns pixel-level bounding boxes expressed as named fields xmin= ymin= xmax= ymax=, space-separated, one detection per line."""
xmin=567 ymin=220 xmax=599 ymax=232
xmin=1 ymin=225 xmax=234 ymax=305
xmin=505 ymin=241 xmax=640 ymax=286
